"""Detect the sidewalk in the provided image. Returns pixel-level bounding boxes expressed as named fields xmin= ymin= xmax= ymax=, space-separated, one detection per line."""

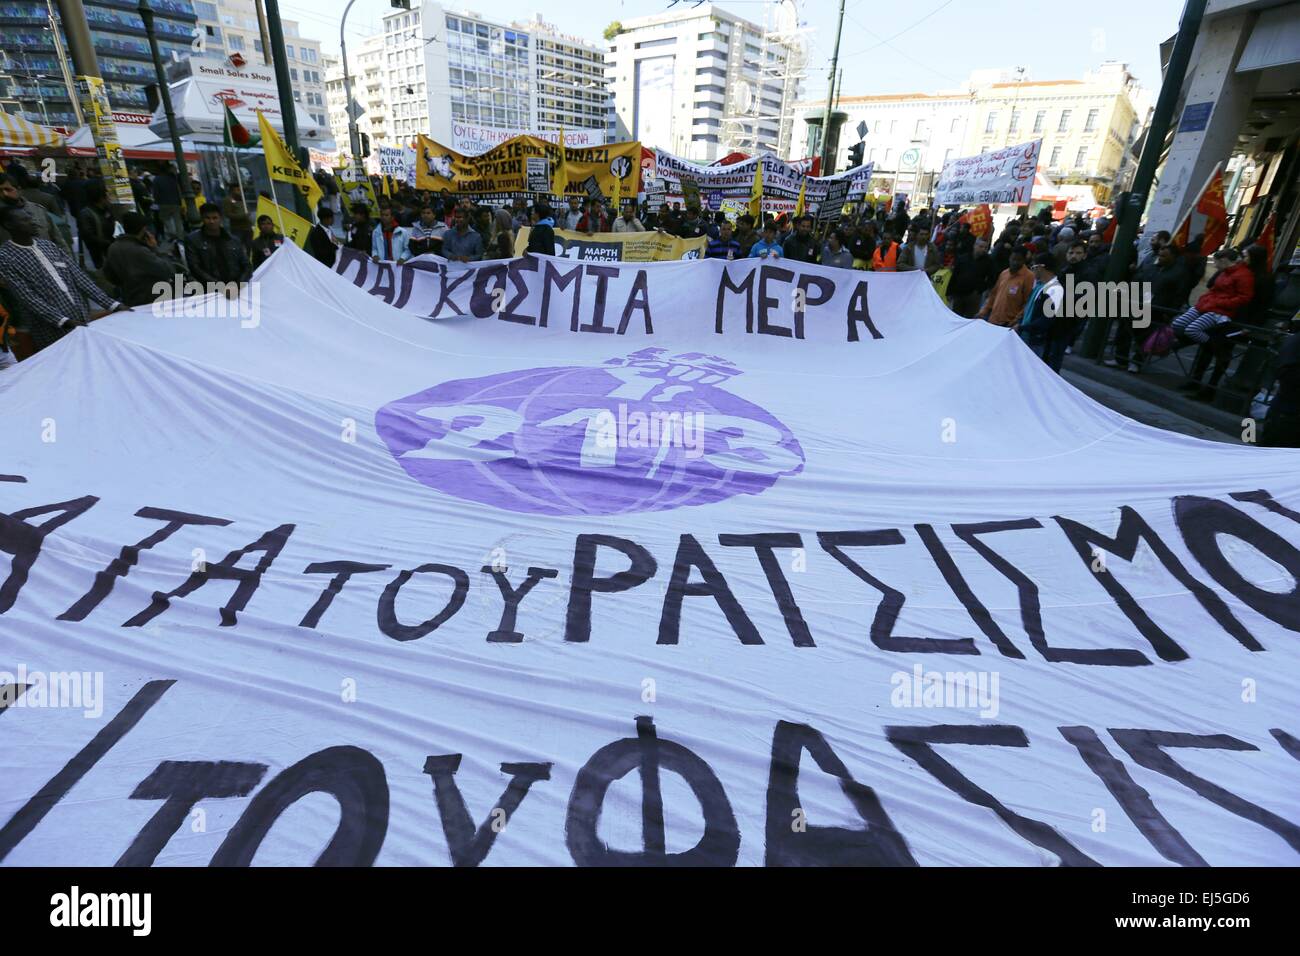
xmin=1061 ymin=355 xmax=1245 ymax=443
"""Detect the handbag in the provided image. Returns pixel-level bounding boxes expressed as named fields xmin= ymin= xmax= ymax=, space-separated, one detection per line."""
xmin=1142 ymin=323 xmax=1176 ymax=357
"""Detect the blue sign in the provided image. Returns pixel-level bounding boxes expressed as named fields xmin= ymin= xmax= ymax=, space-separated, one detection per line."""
xmin=1179 ymin=102 xmax=1214 ymax=133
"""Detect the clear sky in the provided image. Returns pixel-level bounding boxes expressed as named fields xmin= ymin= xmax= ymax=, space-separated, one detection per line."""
xmin=281 ymin=0 xmax=1185 ymax=100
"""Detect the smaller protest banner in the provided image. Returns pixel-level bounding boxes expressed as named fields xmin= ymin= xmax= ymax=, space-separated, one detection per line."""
xmin=526 ymin=156 xmax=551 ymax=194
xmin=934 ymin=138 xmax=1041 ymax=206
xmin=515 ymin=226 xmax=707 ymax=262
xmin=817 ymin=178 xmax=851 ymax=224
xmin=646 ymin=179 xmax=667 ymax=214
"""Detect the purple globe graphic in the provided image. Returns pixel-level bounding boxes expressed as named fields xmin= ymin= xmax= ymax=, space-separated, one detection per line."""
xmin=374 ymin=349 xmax=805 ymax=515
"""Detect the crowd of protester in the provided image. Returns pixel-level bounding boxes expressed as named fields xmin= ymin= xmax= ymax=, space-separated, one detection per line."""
xmin=1 ymin=155 xmax=1295 ymax=443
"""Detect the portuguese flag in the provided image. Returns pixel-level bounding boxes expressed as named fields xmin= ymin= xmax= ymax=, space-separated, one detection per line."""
xmin=223 ymin=104 xmax=259 ymax=148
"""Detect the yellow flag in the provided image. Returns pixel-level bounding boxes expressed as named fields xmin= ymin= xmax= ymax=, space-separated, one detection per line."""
xmin=748 ymin=160 xmax=763 ymax=218
xmin=257 ymin=110 xmax=323 ymax=214
xmin=794 ymin=177 xmax=806 ymax=218
xmin=256 ymin=195 xmax=312 ymax=248
xmin=551 ymin=128 xmax=570 ymax=200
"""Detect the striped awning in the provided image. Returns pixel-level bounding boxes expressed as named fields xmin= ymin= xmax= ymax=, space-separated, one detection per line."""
xmin=0 ymin=110 xmax=65 ymax=149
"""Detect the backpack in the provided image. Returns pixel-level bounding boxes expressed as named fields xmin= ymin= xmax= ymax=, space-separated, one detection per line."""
xmin=1142 ymin=323 xmax=1176 ymax=357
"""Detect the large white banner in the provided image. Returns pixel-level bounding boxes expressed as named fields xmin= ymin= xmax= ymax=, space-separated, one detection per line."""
xmin=451 ymin=122 xmax=606 ymax=157
xmin=1 ymin=242 xmax=1297 ymax=867
xmin=934 ymin=138 xmax=1042 ymax=206
xmin=652 ymin=149 xmax=875 ymax=214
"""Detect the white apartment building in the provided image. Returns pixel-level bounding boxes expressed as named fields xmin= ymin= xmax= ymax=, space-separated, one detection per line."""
xmin=377 ymin=2 xmax=610 ymax=147
xmin=605 ymin=2 xmax=806 ymax=162
xmin=191 ymin=0 xmax=329 ymax=133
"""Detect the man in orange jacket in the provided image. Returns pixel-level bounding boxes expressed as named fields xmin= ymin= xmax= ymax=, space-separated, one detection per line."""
xmin=978 ymin=247 xmax=1033 ymax=327
xmin=871 ymin=227 xmax=899 ymax=271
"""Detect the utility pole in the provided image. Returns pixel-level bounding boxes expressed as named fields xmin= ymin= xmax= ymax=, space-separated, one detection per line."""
xmin=45 ymin=0 xmax=83 ymax=126
xmin=55 ymin=0 xmax=136 ymax=208
xmin=254 ymin=0 xmax=274 ymax=68
xmin=139 ymin=0 xmax=197 ymax=229
xmin=1080 ymin=0 xmax=1208 ymax=359
xmin=261 ymin=0 xmax=312 ymax=218
xmin=340 ymin=0 xmax=363 ymax=170
xmin=818 ymin=0 xmax=845 ymax=173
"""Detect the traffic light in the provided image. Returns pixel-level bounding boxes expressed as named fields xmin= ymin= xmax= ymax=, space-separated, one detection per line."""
xmin=359 ymin=132 xmax=371 ymax=158
xmin=847 ymin=141 xmax=865 ymax=168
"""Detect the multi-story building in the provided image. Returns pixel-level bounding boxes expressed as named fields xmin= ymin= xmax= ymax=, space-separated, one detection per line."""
xmin=791 ymin=90 xmax=976 ymax=186
xmin=0 ymin=0 xmax=197 ymax=128
xmin=791 ymin=63 xmax=1150 ymax=203
xmin=964 ymin=63 xmax=1148 ymax=196
xmin=605 ymin=2 xmax=806 ymax=162
xmin=372 ymin=2 xmax=610 ymax=149
xmin=531 ymin=16 xmax=610 ymax=133
xmin=191 ymin=0 xmax=329 ymax=132
xmin=325 ymin=33 xmax=388 ymax=157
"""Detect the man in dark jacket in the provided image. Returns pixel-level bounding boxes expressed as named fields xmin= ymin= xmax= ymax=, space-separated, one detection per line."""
xmin=675 ymin=205 xmax=709 ymax=240
xmin=1263 ymin=325 xmax=1300 ymax=447
xmin=103 ymin=212 xmax=181 ymax=307
xmin=526 ymin=202 xmax=558 ymax=256
xmin=250 ymin=214 xmax=285 ymax=267
xmin=345 ymin=204 xmax=375 ymax=254
xmin=77 ymin=183 xmax=116 ymax=269
xmin=947 ymin=237 xmax=997 ymax=317
xmin=307 ymin=205 xmax=339 ymax=268
xmin=183 ymin=204 xmax=251 ymax=285
xmin=781 ymin=215 xmax=820 ymax=264
xmin=151 ymin=164 xmax=185 ymax=240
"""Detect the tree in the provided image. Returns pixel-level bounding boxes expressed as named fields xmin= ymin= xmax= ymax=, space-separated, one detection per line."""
xmin=603 ymin=21 xmax=624 ymax=41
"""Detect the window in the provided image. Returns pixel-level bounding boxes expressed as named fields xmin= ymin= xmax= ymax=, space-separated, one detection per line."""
xmin=290 ymin=68 xmax=298 ymax=81
xmin=1049 ymin=146 xmax=1061 ymax=166
xmin=1032 ymin=110 xmax=1045 ymax=133
xmin=227 ymin=34 xmax=244 ymax=51
xmin=254 ymin=38 xmax=262 ymax=54
xmin=943 ymin=148 xmax=954 ymax=165
xmin=1057 ymin=109 xmax=1071 ymax=131
xmin=1084 ymin=108 xmax=1099 ymax=132
xmin=1075 ymin=147 xmax=1087 ymax=167
xmin=950 ymin=117 xmax=960 ymax=133
xmin=889 ymin=120 xmax=897 ymax=134
xmin=884 ymin=148 xmax=893 ymax=166
xmin=914 ymin=119 xmax=925 ymax=136
xmin=984 ymin=111 xmax=997 ymax=133
xmin=193 ymin=1 xmax=218 ymax=18
xmin=286 ymin=45 xmax=295 ymax=59
xmin=1009 ymin=109 xmax=1020 ymax=132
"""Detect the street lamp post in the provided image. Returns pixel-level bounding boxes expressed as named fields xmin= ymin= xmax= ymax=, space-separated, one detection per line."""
xmin=340 ymin=0 xmax=363 ymax=170
xmin=139 ymin=0 xmax=198 ymax=229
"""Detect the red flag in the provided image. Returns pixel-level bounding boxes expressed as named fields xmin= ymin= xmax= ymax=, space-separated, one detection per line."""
xmin=1170 ymin=166 xmax=1228 ymax=255
xmin=1196 ymin=174 xmax=1229 ymax=254
xmin=1171 ymin=215 xmax=1190 ymax=252
xmin=1257 ymin=211 xmax=1277 ymax=265
xmin=968 ymin=203 xmax=993 ymax=239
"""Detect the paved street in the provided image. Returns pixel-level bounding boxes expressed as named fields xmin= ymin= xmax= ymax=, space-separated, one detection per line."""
xmin=1062 ymin=368 xmax=1240 ymax=442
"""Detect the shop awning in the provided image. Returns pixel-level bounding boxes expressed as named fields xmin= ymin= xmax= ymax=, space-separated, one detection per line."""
xmin=0 ymin=110 xmax=65 ymax=149
xmin=65 ymin=122 xmax=199 ymax=161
